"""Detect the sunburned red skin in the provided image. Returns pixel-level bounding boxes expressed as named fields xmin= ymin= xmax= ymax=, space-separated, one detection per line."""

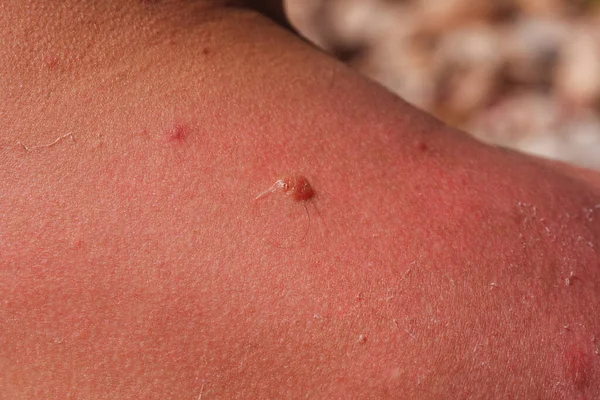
xmin=2 ymin=1 xmax=600 ymax=398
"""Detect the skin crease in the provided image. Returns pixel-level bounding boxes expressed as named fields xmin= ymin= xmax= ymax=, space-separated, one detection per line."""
xmin=0 ymin=0 xmax=599 ymax=398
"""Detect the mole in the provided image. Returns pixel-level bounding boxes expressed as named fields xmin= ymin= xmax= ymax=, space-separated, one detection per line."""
xmin=255 ymin=175 xmax=314 ymax=202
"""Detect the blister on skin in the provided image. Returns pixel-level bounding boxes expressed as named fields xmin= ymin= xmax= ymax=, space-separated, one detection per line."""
xmin=254 ymin=175 xmax=317 ymax=246
xmin=255 ymin=176 xmax=315 ymax=202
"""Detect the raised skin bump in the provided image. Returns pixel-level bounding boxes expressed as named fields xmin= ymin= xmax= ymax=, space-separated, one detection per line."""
xmin=255 ymin=175 xmax=315 ymax=202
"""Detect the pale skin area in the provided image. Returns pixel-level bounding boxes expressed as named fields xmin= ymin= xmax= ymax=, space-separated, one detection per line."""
xmin=0 ymin=0 xmax=599 ymax=398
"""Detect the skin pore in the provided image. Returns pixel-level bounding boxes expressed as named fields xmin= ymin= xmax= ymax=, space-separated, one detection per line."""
xmin=1 ymin=1 xmax=599 ymax=398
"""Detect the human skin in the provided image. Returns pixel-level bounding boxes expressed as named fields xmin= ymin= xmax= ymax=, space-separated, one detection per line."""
xmin=0 ymin=1 xmax=599 ymax=398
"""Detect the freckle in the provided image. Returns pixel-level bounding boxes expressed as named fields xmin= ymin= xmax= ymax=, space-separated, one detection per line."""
xmin=166 ymin=124 xmax=189 ymax=142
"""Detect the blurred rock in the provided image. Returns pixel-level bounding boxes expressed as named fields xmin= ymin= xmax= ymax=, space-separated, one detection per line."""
xmin=515 ymin=0 xmax=573 ymax=16
xmin=555 ymin=25 xmax=600 ymax=106
xmin=503 ymin=17 xmax=569 ymax=86
xmin=467 ymin=93 xmax=561 ymax=144
xmin=285 ymin=0 xmax=327 ymax=47
xmin=433 ymin=25 xmax=504 ymax=121
xmin=518 ymin=111 xmax=600 ymax=169
xmin=326 ymin=0 xmax=380 ymax=46
xmin=360 ymin=4 xmax=434 ymax=109
xmin=415 ymin=0 xmax=500 ymax=33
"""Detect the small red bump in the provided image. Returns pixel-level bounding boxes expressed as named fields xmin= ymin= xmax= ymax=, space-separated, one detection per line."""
xmin=255 ymin=175 xmax=316 ymax=203
xmin=417 ymin=142 xmax=428 ymax=152
xmin=44 ymin=56 xmax=58 ymax=69
xmin=284 ymin=176 xmax=314 ymax=202
xmin=202 ymin=47 xmax=211 ymax=56
xmin=166 ymin=124 xmax=188 ymax=142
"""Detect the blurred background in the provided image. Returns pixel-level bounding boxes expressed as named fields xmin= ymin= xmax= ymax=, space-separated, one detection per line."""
xmin=286 ymin=0 xmax=600 ymax=170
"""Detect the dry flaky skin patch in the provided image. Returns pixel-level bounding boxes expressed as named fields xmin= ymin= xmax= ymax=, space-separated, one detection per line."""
xmin=287 ymin=0 xmax=600 ymax=170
